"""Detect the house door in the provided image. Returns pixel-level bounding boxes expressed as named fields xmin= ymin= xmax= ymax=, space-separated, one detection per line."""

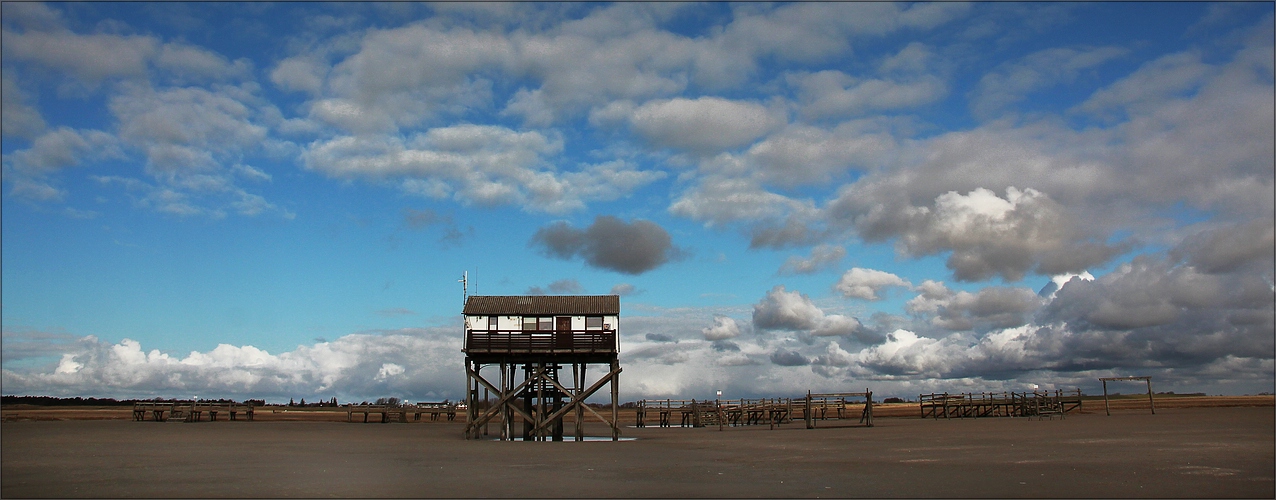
xmin=555 ymin=317 xmax=573 ymax=350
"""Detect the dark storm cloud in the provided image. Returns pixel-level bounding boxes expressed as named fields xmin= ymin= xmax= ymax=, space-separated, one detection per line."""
xmin=645 ymin=333 xmax=676 ymax=343
xmin=530 ymin=215 xmax=684 ymax=274
xmin=770 ymin=348 xmax=809 ymax=366
xmin=748 ymin=216 xmax=824 ymax=249
xmin=1170 ymin=218 xmax=1275 ymax=274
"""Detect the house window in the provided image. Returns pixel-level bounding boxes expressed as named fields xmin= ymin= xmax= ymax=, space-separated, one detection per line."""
xmin=522 ymin=317 xmax=537 ymax=331
xmin=488 ymin=316 xmax=498 ymax=331
xmin=586 ymin=316 xmax=603 ymax=330
xmin=522 ymin=317 xmax=554 ymax=331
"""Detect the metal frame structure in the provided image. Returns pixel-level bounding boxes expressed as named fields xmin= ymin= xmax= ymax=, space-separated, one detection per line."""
xmin=1099 ymin=376 xmax=1155 ymax=415
xmin=461 ymin=295 xmax=622 ymax=441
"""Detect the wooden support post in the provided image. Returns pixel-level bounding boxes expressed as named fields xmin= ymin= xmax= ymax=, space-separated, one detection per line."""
xmin=1102 ymin=379 xmax=1110 ymax=416
xmin=717 ymin=397 xmax=724 ymax=432
xmin=611 ymin=359 xmax=620 ymax=441
xmin=805 ymin=390 xmax=813 ymax=429
xmin=1147 ymin=378 xmax=1155 ymax=415
xmin=574 ymin=363 xmax=584 ymax=441
xmin=864 ymin=390 xmax=873 ymax=427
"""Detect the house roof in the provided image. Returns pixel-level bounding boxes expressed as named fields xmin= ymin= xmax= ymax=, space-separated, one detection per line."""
xmin=463 ymin=295 xmax=620 ymax=316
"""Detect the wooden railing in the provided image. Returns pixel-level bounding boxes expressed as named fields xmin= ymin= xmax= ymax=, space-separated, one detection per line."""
xmin=464 ymin=329 xmax=617 ymax=355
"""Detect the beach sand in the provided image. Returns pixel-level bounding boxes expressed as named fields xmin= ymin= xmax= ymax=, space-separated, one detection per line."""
xmin=2 ymin=400 xmax=1272 ymax=498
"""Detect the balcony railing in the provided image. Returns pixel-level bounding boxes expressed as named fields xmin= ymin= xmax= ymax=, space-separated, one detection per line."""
xmin=464 ymin=329 xmax=617 ymax=355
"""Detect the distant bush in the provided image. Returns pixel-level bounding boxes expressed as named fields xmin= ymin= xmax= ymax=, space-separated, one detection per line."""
xmin=882 ymin=397 xmax=906 ymax=404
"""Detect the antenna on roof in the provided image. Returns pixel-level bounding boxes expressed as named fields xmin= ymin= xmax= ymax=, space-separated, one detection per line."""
xmin=459 ymin=271 xmax=468 ymax=307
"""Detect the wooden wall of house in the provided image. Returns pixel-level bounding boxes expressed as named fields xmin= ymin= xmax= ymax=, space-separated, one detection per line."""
xmin=464 ymin=315 xmax=619 ymax=331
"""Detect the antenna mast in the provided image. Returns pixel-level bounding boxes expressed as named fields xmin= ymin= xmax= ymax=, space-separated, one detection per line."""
xmin=459 ymin=271 xmax=468 ymax=307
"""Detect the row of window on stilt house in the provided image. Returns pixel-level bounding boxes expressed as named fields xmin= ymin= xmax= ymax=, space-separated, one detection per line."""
xmin=918 ymin=390 xmax=1084 ymax=420
xmin=635 ymin=391 xmax=875 ymax=430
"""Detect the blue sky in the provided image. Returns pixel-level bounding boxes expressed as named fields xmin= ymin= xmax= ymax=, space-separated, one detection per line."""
xmin=3 ymin=2 xmax=1273 ymax=403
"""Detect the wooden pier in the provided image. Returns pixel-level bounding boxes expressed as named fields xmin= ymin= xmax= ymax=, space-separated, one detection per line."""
xmin=919 ymin=390 xmax=1083 ymax=419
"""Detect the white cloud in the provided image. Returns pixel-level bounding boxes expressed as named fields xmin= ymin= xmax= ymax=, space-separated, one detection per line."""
xmin=628 ymin=97 xmax=784 ymax=154
xmin=3 ymin=127 xmax=120 ymax=201
xmin=269 ymin=55 xmax=329 ymax=96
xmin=791 ymin=69 xmax=946 ymax=120
xmin=1 ymin=73 xmax=46 ymax=139
xmin=1075 ymin=51 xmax=1211 ymax=118
xmin=2 ymin=29 xmax=158 ymax=83
xmin=971 ymin=45 xmax=1129 ymax=119
xmin=779 ymin=244 xmax=845 ymax=275
xmin=1 ymin=329 xmax=465 ymax=401
xmin=155 ymin=43 xmax=253 ymax=83
xmin=835 ymin=268 xmax=912 ymax=300
xmin=669 ymin=176 xmax=817 ymax=228
xmin=743 ymin=121 xmax=899 ymax=187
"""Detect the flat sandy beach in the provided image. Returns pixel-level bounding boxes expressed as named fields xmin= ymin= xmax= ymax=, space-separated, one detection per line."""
xmin=2 ymin=399 xmax=1272 ymax=498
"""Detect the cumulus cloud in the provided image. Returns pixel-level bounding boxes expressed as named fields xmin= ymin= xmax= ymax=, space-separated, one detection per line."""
xmin=835 ymin=267 xmax=911 ymax=300
xmin=702 ymin=316 xmax=742 ymax=341
xmin=752 ymin=285 xmax=865 ymax=340
xmin=752 ymin=286 xmax=825 ymax=331
xmin=530 ymin=215 xmax=685 ymax=274
xmin=905 ymin=281 xmax=1044 ymax=331
xmin=831 ymin=186 xmax=1126 ymax=282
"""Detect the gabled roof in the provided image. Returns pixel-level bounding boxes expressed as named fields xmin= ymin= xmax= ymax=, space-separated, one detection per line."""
xmin=463 ymin=295 xmax=620 ymax=316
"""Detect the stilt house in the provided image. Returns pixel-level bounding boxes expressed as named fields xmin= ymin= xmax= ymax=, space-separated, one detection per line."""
xmin=461 ymin=295 xmax=622 ymax=441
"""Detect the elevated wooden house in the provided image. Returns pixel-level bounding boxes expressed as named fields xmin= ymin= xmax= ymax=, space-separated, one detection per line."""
xmin=461 ymin=295 xmax=622 ymax=441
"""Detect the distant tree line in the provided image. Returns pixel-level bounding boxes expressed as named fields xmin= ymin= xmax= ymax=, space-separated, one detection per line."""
xmin=287 ymin=397 xmax=340 ymax=407
xmin=2 ymin=395 xmax=137 ymax=406
xmin=2 ymin=395 xmax=245 ymax=406
xmin=4 ymin=395 xmax=268 ymax=406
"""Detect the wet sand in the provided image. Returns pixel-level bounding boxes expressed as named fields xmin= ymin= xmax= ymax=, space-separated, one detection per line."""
xmin=2 ymin=405 xmax=1272 ymax=498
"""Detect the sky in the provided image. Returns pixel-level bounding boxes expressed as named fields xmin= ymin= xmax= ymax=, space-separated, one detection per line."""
xmin=2 ymin=2 xmax=1273 ymax=404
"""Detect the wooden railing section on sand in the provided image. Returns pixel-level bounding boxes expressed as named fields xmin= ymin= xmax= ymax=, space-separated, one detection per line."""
xmin=919 ymin=390 xmax=1082 ymax=420
xmin=344 ymin=402 xmax=462 ymax=423
xmin=635 ymin=390 xmax=874 ymax=430
xmin=132 ymin=402 xmax=255 ymax=422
